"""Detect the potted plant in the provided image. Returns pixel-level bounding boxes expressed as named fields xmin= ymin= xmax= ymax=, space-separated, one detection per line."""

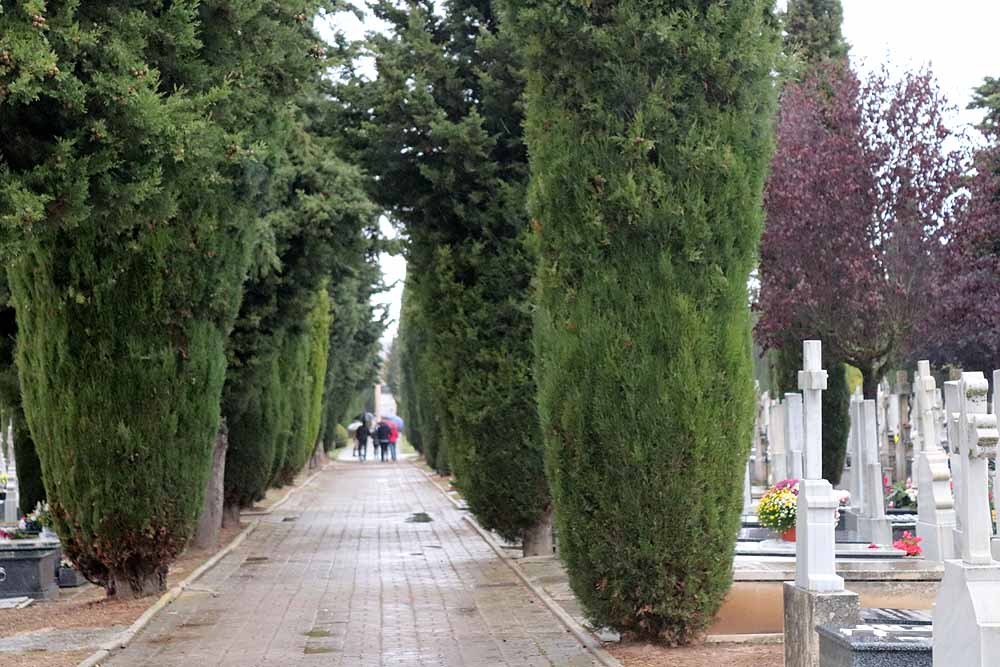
xmin=57 ymin=558 xmax=87 ymax=588
xmin=886 ymin=478 xmax=917 ymax=511
xmin=758 ymin=479 xmax=800 ymax=541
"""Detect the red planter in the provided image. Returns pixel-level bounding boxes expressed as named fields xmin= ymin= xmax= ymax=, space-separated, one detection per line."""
xmin=781 ymin=526 xmax=797 ymax=542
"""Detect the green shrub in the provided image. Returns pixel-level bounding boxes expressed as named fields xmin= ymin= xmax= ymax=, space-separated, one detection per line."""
xmin=333 ymin=423 xmax=349 ymax=451
xmin=508 ymin=0 xmax=778 ymax=642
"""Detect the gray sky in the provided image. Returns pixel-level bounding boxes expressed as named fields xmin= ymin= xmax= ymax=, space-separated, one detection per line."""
xmin=325 ymin=3 xmax=1000 ymax=348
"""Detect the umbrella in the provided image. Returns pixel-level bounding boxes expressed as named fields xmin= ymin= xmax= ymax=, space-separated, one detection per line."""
xmin=386 ymin=415 xmax=404 ymax=432
xmin=347 ymin=421 xmax=362 ymax=434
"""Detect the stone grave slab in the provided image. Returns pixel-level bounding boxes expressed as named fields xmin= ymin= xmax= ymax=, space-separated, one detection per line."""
xmin=818 ymin=622 xmax=931 ymax=667
xmin=0 ymin=538 xmax=60 ymax=600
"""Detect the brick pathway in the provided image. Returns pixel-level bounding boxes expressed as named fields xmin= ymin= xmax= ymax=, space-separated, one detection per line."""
xmin=106 ymin=461 xmax=601 ymax=666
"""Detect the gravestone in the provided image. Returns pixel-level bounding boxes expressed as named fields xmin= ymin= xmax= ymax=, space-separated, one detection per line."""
xmin=932 ymin=372 xmax=1000 ymax=667
xmin=786 ymin=392 xmax=805 ymax=480
xmin=895 ymin=371 xmax=912 ymax=481
xmin=742 ymin=458 xmax=754 ymax=518
xmin=857 ymin=399 xmax=892 ymax=545
xmin=818 ymin=622 xmax=932 ymax=667
xmin=770 ymin=400 xmax=788 ymax=484
xmin=784 ymin=341 xmax=860 ymax=667
xmin=843 ymin=395 xmax=864 ymax=533
xmin=943 ymin=380 xmax=963 ymax=551
xmin=752 ymin=390 xmax=770 ymax=484
xmin=3 ymin=430 xmax=18 ymax=524
xmin=913 ymin=360 xmax=956 ymax=561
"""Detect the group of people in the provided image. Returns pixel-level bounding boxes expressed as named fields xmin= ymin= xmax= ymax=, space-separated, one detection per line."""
xmin=352 ymin=413 xmax=400 ymax=462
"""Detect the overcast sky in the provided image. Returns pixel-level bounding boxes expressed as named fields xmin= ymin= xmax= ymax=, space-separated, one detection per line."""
xmin=326 ymin=2 xmax=1000 ymax=349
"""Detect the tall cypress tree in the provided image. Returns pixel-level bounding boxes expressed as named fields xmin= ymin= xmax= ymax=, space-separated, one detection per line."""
xmin=507 ymin=0 xmax=778 ymax=641
xmin=343 ymin=0 xmax=551 ymax=547
xmin=784 ymin=0 xmax=849 ymax=65
xmin=0 ymin=2 xmax=330 ymax=596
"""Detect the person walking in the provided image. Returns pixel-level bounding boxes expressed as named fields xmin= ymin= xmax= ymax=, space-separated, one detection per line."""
xmin=387 ymin=419 xmax=399 ymax=462
xmin=376 ymin=420 xmax=392 ymax=463
xmin=354 ymin=415 xmax=369 ymax=462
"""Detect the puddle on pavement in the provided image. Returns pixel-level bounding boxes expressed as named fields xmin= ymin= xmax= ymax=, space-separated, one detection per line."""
xmin=406 ymin=512 xmax=433 ymax=523
xmin=304 ymin=647 xmax=338 ymax=654
xmin=303 ymin=630 xmax=332 ymax=638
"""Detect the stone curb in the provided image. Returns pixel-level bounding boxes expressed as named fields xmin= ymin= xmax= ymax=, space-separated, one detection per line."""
xmin=76 ymin=519 xmax=259 ymax=667
xmin=705 ymin=632 xmax=784 ymax=644
xmin=415 ymin=463 xmax=623 ymax=667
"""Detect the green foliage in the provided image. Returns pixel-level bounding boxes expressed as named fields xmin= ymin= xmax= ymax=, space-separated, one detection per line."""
xmin=507 ymin=0 xmax=778 ymax=642
xmin=783 ymin=0 xmax=850 ymax=65
xmin=347 ymin=0 xmax=549 ymax=540
xmin=0 ymin=2 xmax=332 ymax=595
xmin=332 ymin=423 xmax=349 ymax=451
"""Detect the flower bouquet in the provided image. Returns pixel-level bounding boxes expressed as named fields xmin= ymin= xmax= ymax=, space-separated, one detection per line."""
xmin=758 ymin=479 xmax=800 ymax=540
xmin=886 ymin=478 xmax=917 ymax=510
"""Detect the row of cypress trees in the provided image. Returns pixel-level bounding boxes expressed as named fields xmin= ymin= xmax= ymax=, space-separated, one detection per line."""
xmin=343 ymin=0 xmax=552 ymax=551
xmin=0 ymin=3 xmax=383 ymax=597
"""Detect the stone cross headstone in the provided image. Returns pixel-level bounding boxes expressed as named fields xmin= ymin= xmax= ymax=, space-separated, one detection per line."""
xmin=857 ymin=399 xmax=892 ymax=545
xmin=933 ymin=372 xmax=1000 ymax=667
xmin=785 ymin=392 xmax=805 ymax=481
xmin=769 ymin=400 xmax=788 ymax=484
xmin=784 ymin=341 xmax=859 ymax=667
xmin=913 ymin=360 xmax=957 ymax=561
xmin=795 ymin=341 xmax=841 ymax=592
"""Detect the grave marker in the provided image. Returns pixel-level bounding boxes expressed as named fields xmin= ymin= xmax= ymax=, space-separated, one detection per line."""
xmin=932 ymin=372 xmax=1000 ymax=667
xmin=913 ymin=360 xmax=956 ymax=561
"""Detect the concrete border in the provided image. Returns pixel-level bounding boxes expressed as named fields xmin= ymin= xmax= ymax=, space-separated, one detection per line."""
xmin=463 ymin=515 xmax=623 ymax=667
xmin=76 ymin=519 xmax=259 ymax=667
xmin=415 ymin=461 xmax=621 ymax=667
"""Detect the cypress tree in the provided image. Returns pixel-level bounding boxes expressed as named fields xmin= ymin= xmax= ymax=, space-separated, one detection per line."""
xmin=507 ymin=0 xmax=778 ymax=641
xmin=0 ymin=2 xmax=331 ymax=596
xmin=345 ymin=0 xmax=551 ymax=545
xmin=784 ymin=0 xmax=849 ymax=64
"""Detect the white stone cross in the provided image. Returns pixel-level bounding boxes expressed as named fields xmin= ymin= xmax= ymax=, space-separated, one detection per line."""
xmin=956 ymin=372 xmax=999 ymax=565
xmin=794 ymin=340 xmax=843 ymax=593
xmin=799 ymin=341 xmax=827 ymax=480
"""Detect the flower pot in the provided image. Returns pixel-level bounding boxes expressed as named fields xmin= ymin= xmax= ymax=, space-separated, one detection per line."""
xmin=781 ymin=527 xmax=796 ymax=542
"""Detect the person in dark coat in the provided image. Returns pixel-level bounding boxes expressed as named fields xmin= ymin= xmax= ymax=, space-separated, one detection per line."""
xmin=376 ymin=420 xmax=392 ymax=462
xmin=354 ymin=416 xmax=369 ymax=462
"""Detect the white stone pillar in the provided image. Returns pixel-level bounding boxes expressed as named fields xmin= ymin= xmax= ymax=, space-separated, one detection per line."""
xmin=785 ymin=393 xmax=804 ymax=480
xmin=769 ymin=401 xmax=787 ymax=484
xmin=914 ymin=360 xmax=956 ymax=561
xmin=945 ymin=380 xmax=964 ymax=547
xmin=858 ymin=399 xmax=892 ymax=545
xmin=933 ymin=372 xmax=1000 ymax=667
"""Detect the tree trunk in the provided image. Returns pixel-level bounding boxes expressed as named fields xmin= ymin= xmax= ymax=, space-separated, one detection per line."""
xmin=107 ymin=566 xmax=167 ymax=599
xmin=222 ymin=501 xmax=242 ymax=529
xmin=194 ymin=423 xmax=229 ymax=550
xmin=861 ymin=364 xmax=880 ymax=400
xmin=522 ymin=505 xmax=554 ymax=557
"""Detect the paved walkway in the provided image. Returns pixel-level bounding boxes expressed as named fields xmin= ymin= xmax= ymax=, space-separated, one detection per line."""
xmin=106 ymin=461 xmax=601 ymax=666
